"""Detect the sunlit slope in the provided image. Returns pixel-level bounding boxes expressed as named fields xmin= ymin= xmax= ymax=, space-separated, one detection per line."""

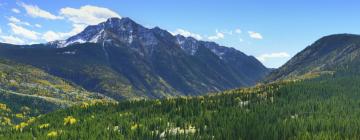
xmin=0 ymin=59 xmax=111 ymax=115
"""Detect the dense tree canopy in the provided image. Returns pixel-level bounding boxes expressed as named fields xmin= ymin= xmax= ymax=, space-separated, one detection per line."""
xmin=2 ymin=74 xmax=360 ymax=139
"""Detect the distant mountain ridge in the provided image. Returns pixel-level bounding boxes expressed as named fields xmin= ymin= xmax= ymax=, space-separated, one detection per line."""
xmin=0 ymin=17 xmax=270 ymax=100
xmin=265 ymin=34 xmax=360 ymax=82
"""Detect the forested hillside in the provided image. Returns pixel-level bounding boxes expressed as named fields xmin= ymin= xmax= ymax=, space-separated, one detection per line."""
xmin=265 ymin=34 xmax=360 ymax=82
xmin=2 ymin=73 xmax=360 ymax=139
xmin=0 ymin=58 xmax=112 ymax=116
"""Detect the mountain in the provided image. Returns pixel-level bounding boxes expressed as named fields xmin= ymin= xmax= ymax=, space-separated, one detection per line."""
xmin=265 ymin=34 xmax=360 ymax=82
xmin=175 ymin=35 xmax=269 ymax=85
xmin=0 ymin=17 xmax=270 ymax=100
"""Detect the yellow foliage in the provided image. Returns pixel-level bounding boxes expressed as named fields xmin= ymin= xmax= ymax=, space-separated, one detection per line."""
xmin=16 ymin=113 xmax=24 ymax=119
xmin=39 ymin=123 xmax=50 ymax=129
xmin=79 ymin=100 xmax=113 ymax=109
xmin=14 ymin=122 xmax=28 ymax=131
xmin=64 ymin=116 xmax=77 ymax=125
xmin=0 ymin=103 xmax=11 ymax=112
xmin=131 ymin=123 xmax=142 ymax=130
xmin=27 ymin=117 xmax=36 ymax=124
xmin=81 ymin=102 xmax=89 ymax=109
xmin=47 ymin=131 xmax=58 ymax=137
xmin=1 ymin=117 xmax=12 ymax=126
xmin=35 ymin=79 xmax=52 ymax=86
xmin=54 ymin=84 xmax=74 ymax=92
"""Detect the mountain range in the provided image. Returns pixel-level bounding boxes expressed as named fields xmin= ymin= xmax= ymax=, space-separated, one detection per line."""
xmin=4 ymin=17 xmax=360 ymax=139
xmin=0 ymin=17 xmax=270 ymax=100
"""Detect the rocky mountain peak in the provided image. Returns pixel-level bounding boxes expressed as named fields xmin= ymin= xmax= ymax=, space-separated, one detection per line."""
xmin=48 ymin=17 xmax=260 ymax=65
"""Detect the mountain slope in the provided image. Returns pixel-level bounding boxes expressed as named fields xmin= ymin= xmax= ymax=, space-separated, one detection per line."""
xmin=0 ymin=58 xmax=110 ymax=115
xmin=265 ymin=34 xmax=360 ymax=82
xmin=0 ymin=17 xmax=269 ymax=99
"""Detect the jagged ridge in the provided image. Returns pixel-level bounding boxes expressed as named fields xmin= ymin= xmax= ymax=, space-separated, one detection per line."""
xmin=0 ymin=17 xmax=270 ymax=99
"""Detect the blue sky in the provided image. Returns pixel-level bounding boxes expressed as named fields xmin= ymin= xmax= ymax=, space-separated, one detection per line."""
xmin=0 ymin=0 xmax=360 ymax=68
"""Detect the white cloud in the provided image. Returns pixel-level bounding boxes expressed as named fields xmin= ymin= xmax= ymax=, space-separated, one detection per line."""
xmin=171 ymin=29 xmax=202 ymax=40
xmin=68 ymin=24 xmax=87 ymax=35
xmin=42 ymin=24 xmax=86 ymax=42
xmin=217 ymin=29 xmax=233 ymax=35
xmin=8 ymin=23 xmax=39 ymax=40
xmin=20 ymin=2 xmax=62 ymax=20
xmin=0 ymin=27 xmax=2 ymax=34
xmin=235 ymin=29 xmax=242 ymax=34
xmin=41 ymin=5 xmax=119 ymax=42
xmin=208 ymin=30 xmax=225 ymax=40
xmin=248 ymin=31 xmax=263 ymax=39
xmin=59 ymin=5 xmax=120 ymax=25
xmin=35 ymin=24 xmax=42 ymax=28
xmin=0 ymin=35 xmax=26 ymax=45
xmin=8 ymin=16 xmax=31 ymax=26
xmin=12 ymin=8 xmax=20 ymax=14
xmin=29 ymin=41 xmax=40 ymax=45
xmin=42 ymin=31 xmax=62 ymax=42
xmin=256 ymin=52 xmax=290 ymax=62
xmin=8 ymin=16 xmax=20 ymax=23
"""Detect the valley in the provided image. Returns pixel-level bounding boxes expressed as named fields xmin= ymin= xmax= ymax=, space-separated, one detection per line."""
xmin=1 ymin=3 xmax=360 ymax=139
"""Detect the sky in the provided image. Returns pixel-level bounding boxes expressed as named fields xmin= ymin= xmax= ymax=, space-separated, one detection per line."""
xmin=0 ymin=0 xmax=360 ymax=68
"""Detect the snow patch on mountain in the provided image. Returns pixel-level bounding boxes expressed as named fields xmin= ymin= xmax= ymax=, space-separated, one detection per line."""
xmin=45 ymin=17 xmax=240 ymax=60
xmin=89 ymin=30 xmax=104 ymax=43
xmin=175 ymin=35 xmax=229 ymax=58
